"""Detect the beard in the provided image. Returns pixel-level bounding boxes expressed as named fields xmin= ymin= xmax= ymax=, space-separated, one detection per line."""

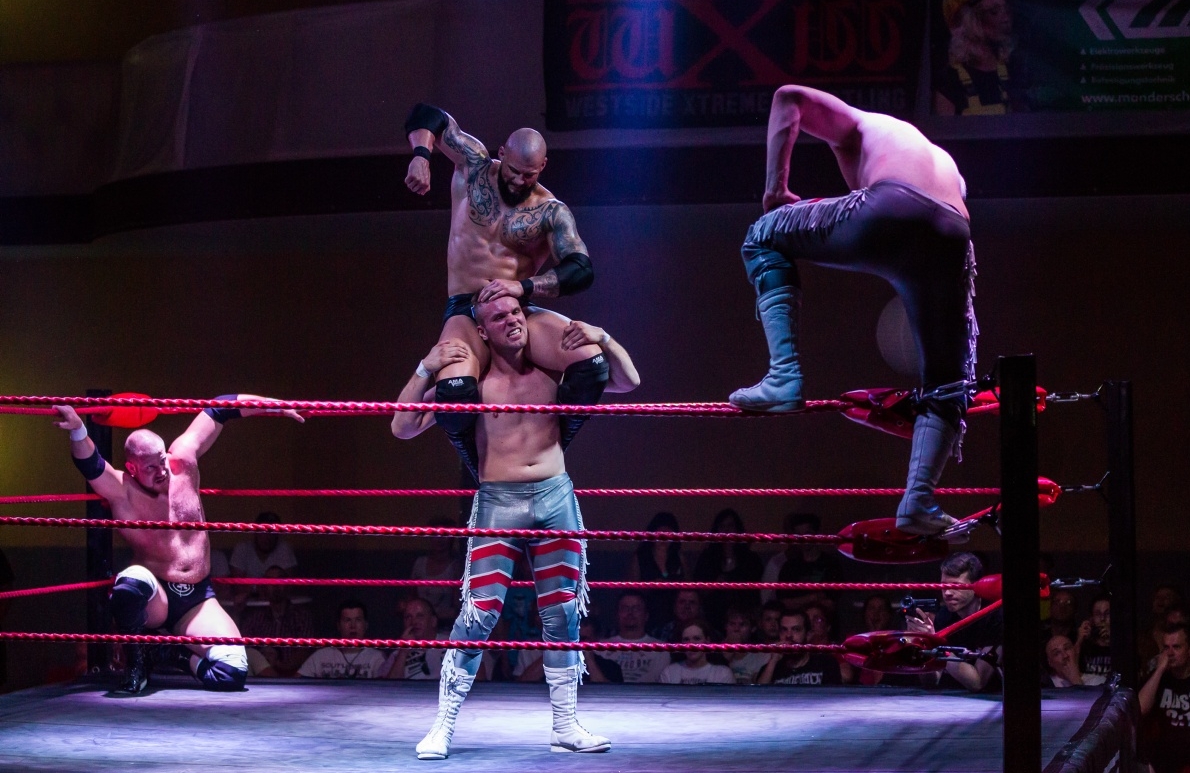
xmin=497 ymin=173 xmax=535 ymax=207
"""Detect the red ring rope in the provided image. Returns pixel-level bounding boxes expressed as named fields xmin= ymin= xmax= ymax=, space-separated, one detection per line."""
xmin=0 ymin=395 xmax=851 ymax=417
xmin=0 ymin=631 xmax=844 ymax=653
xmin=0 ymin=578 xmax=975 ymax=601
xmin=0 ymin=486 xmax=1002 ymax=505
xmin=0 ymin=517 xmax=845 ymax=544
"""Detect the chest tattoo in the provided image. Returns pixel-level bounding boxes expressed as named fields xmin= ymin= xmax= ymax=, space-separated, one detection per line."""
xmin=502 ymin=201 xmax=555 ymax=246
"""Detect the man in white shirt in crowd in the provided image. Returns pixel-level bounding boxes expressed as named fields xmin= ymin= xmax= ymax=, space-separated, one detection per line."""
xmin=299 ymin=600 xmax=388 ymax=679
xmin=384 ymin=598 xmax=444 ymax=680
xmin=600 ymin=591 xmax=670 ymax=683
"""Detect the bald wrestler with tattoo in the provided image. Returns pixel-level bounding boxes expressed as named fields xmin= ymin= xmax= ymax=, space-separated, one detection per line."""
xmin=403 ymin=103 xmax=608 ymax=478
xmin=53 ymin=396 xmax=302 ymax=694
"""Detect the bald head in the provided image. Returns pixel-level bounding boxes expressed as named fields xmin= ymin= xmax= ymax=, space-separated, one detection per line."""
xmin=125 ymin=429 xmax=165 ymax=460
xmin=503 ymin=128 xmax=546 ymax=165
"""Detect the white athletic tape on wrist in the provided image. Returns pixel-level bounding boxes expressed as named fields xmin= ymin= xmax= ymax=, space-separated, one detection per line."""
xmin=69 ymin=426 xmax=89 ymax=442
xmin=416 ymin=361 xmax=432 ymax=379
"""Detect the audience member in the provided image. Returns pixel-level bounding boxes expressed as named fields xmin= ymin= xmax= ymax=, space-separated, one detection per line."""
xmin=1139 ymin=622 xmax=1190 ymax=773
xmin=758 ymin=600 xmax=784 ymax=644
xmin=804 ymin=602 xmax=853 ymax=683
xmin=1146 ymin=607 xmax=1189 ymax=675
xmin=651 ymin=590 xmax=705 ymax=642
xmin=239 ymin=565 xmax=314 ymax=676
xmin=410 ymin=518 xmax=463 ymax=626
xmin=862 ymin=594 xmax=896 ymax=635
xmin=1042 ymin=589 xmax=1079 ymax=642
xmin=600 ymin=592 xmax=670 ymax=683
xmin=720 ymin=607 xmax=769 ymax=684
xmin=762 ymin=512 xmax=838 ymax=611
xmin=229 ymin=512 xmax=299 ymax=611
xmin=856 ymin=595 xmax=912 ymax=687
xmin=659 ymin=621 xmax=734 ymax=685
xmin=1076 ymin=593 xmax=1112 ymax=679
xmin=384 ymin=598 xmax=444 ymax=680
xmin=758 ymin=610 xmax=842 ymax=686
xmin=299 ymin=600 xmax=388 ymax=679
xmin=692 ymin=509 xmax=764 ymax=627
xmin=1141 ymin=584 xmax=1186 ymax=668
xmin=906 ymin=552 xmax=1002 ymax=693
xmin=629 ymin=511 xmax=690 ymax=624
xmin=1042 ymin=634 xmax=1106 ymax=688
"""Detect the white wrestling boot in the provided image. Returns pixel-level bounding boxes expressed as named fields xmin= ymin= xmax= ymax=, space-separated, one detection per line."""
xmin=895 ymin=412 xmax=961 ymax=537
xmin=729 ymin=286 xmax=805 ymax=412
xmin=544 ymin=664 xmax=611 ymax=753
xmin=415 ymin=650 xmax=475 ymax=760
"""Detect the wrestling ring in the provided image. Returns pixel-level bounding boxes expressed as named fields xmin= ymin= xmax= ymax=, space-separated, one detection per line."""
xmin=0 ymin=361 xmax=1141 ymax=772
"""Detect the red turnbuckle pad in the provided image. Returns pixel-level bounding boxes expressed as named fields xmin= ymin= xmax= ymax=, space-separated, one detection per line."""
xmin=967 ymin=386 xmax=1049 ymax=416
xmin=839 ymin=388 xmax=917 ymax=439
xmin=1037 ymin=477 xmax=1061 ymax=506
xmin=842 ymin=630 xmax=946 ymax=673
xmin=836 ymin=519 xmax=950 ymax=564
xmin=92 ymin=393 xmax=160 ymax=428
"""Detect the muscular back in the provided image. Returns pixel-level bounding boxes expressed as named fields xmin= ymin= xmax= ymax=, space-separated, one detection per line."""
xmin=842 ymin=113 xmax=968 ymax=217
xmin=774 ymin=86 xmax=968 ymax=218
xmin=110 ymin=457 xmax=210 ymax=583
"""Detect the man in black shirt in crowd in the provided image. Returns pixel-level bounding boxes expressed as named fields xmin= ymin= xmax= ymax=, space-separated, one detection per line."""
xmin=1139 ymin=621 xmax=1190 ymax=773
xmin=758 ymin=610 xmax=842 ymax=686
xmin=907 ymin=552 xmax=1002 ymax=692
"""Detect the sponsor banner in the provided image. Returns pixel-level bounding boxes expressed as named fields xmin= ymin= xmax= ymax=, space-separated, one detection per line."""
xmin=544 ymin=0 xmax=927 ymax=130
xmin=930 ymin=0 xmax=1190 ymax=115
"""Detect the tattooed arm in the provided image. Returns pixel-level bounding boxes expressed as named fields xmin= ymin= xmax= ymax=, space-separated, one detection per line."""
xmin=406 ymin=109 xmax=489 ymax=195
xmin=524 ymin=201 xmax=592 ymax=299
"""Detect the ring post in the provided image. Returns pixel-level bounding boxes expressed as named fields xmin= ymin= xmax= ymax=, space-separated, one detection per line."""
xmin=1102 ymin=381 xmax=1137 ymax=689
xmin=85 ymin=388 xmax=113 ymax=673
xmin=999 ymin=356 xmax=1041 ymax=772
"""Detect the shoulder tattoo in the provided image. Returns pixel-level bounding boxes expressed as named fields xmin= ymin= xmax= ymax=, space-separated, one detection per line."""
xmin=468 ymin=161 xmax=500 ymax=226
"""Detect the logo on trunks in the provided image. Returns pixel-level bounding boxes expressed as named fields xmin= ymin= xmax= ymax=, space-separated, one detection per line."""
xmin=168 ymin=582 xmax=195 ymax=597
xmin=448 ymin=378 xmax=464 ymax=387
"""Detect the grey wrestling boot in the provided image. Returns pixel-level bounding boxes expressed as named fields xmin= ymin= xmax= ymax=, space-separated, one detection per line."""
xmin=544 ymin=664 xmax=611 ymax=753
xmin=415 ymin=650 xmax=475 ymax=760
xmin=114 ymin=644 xmax=149 ymax=695
xmin=895 ymin=412 xmax=960 ymax=537
xmin=729 ymin=286 xmax=805 ymax=412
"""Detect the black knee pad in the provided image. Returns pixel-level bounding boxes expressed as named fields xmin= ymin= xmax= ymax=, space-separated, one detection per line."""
xmin=196 ymin=660 xmax=248 ymax=691
xmin=557 ymin=355 xmax=609 ymax=450
xmin=109 ymin=576 xmax=153 ymax=634
xmin=434 ymin=377 xmax=481 ymax=481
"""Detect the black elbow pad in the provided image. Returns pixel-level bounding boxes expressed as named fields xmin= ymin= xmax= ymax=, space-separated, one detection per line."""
xmin=405 ymin=103 xmax=449 ymax=139
xmin=555 ymin=252 xmax=594 ymax=296
xmin=72 ymin=447 xmax=107 ymax=481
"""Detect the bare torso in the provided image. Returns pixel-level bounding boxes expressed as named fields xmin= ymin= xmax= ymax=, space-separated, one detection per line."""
xmin=475 ymin=363 xmax=564 ymax=482
xmin=834 ymin=112 xmax=969 ymax=218
xmin=447 ymin=161 xmax=563 ymax=295
xmin=111 ymin=456 xmax=210 ymax=583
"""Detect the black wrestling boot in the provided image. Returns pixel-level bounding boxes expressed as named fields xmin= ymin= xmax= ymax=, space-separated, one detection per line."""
xmin=114 ymin=643 xmax=150 ymax=695
xmin=895 ymin=412 xmax=960 ymax=537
